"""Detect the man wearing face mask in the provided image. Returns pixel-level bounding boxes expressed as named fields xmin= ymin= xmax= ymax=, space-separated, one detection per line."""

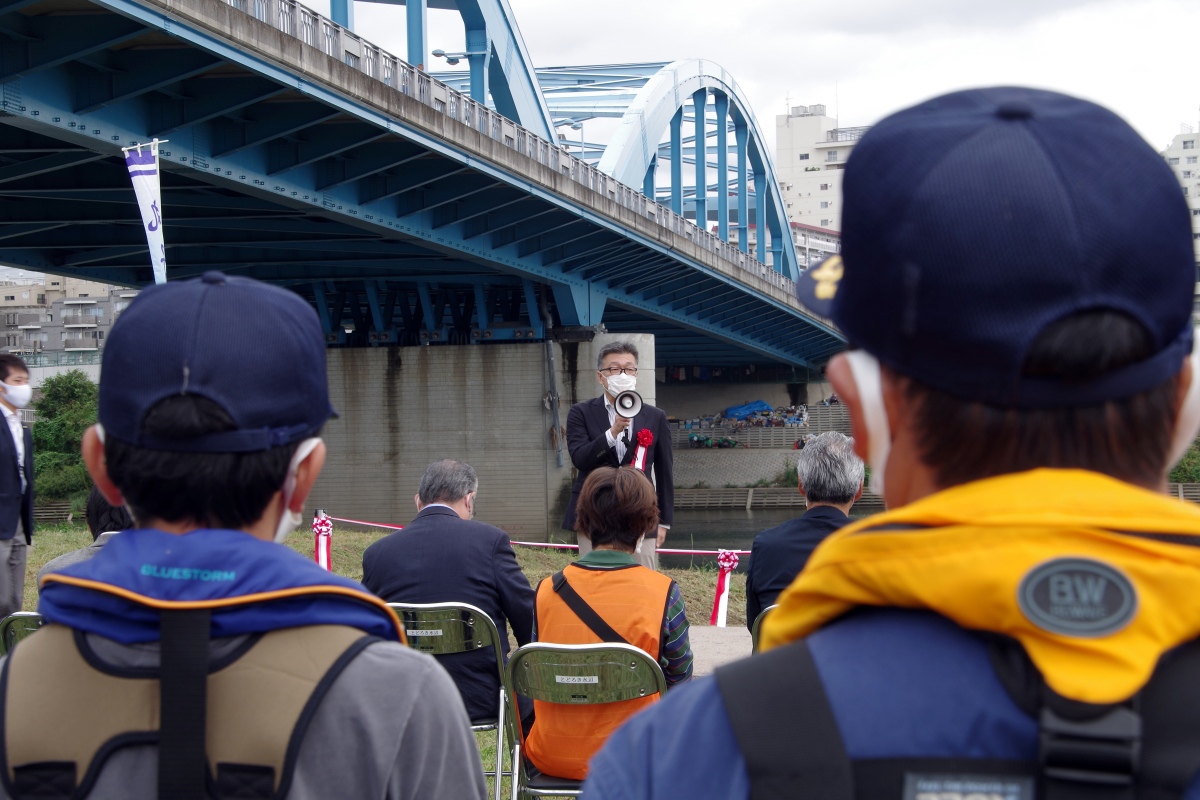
xmin=1 ymin=272 xmax=486 ymax=800
xmin=362 ymin=458 xmax=535 ymax=728
xmin=563 ymin=342 xmax=673 ymax=570
xmin=582 ymin=88 xmax=1200 ymax=799
xmin=0 ymin=354 xmax=33 ymax=619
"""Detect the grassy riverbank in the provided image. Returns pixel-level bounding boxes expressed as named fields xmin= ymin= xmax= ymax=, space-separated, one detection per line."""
xmin=24 ymin=523 xmax=747 ymax=627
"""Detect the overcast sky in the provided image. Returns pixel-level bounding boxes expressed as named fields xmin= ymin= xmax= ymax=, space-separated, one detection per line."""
xmin=338 ymin=0 xmax=1199 ymax=153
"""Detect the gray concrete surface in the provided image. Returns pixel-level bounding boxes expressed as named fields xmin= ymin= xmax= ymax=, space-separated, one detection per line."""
xmin=689 ymin=625 xmax=753 ymax=676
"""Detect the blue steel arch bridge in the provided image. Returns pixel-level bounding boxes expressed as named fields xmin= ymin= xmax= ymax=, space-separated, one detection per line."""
xmin=0 ymin=0 xmax=843 ymax=370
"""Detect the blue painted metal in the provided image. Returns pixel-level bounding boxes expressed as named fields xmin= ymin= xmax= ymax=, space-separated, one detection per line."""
xmin=406 ymin=0 xmax=427 ymax=70
xmin=642 ymin=154 xmax=656 ymax=199
xmin=0 ymin=0 xmax=843 ymax=369
xmin=330 ymin=0 xmax=354 ymax=30
xmin=715 ymin=94 xmax=729 ymax=241
xmin=735 ymin=120 xmax=749 ymax=253
xmin=669 ymin=108 xmax=682 ymax=214
xmin=692 ymin=89 xmax=707 ymax=229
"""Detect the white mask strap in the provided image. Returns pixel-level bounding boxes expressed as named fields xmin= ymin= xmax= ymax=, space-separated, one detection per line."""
xmin=843 ymin=351 xmax=890 ymax=498
xmin=1167 ymin=334 xmax=1200 ymax=470
xmin=273 ymin=437 xmax=323 ymax=543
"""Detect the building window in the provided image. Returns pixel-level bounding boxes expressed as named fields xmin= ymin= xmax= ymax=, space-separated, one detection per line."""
xmin=1186 ymin=171 xmax=1194 ymax=179
xmin=1189 ymin=157 xmax=1198 ymax=164
xmin=798 ymin=153 xmax=809 ymax=161
xmin=1185 ymin=140 xmax=1196 ymax=150
xmin=78 ymin=294 xmax=89 ymax=298
xmin=826 ymin=150 xmax=839 ymax=162
xmin=1170 ymin=158 xmax=1181 ymax=165
xmin=819 ymin=183 xmax=829 ymax=190
xmin=3 ymin=297 xmax=12 ymax=302
xmin=820 ymin=201 xmax=830 ymax=209
xmin=50 ymin=282 xmax=59 ymax=287
xmin=820 ymin=219 xmax=832 ymax=226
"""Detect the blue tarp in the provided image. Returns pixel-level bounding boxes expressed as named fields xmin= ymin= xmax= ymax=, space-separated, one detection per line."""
xmin=723 ymin=400 xmax=772 ymax=421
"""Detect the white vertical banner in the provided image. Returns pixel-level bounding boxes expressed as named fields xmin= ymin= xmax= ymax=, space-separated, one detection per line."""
xmin=122 ymin=138 xmax=168 ymax=284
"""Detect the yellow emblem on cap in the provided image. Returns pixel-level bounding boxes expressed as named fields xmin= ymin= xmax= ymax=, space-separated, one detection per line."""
xmin=809 ymin=256 xmax=843 ymax=300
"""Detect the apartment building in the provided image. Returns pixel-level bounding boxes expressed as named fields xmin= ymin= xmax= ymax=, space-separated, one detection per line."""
xmin=718 ymin=221 xmax=840 ymax=267
xmin=0 ymin=277 xmax=137 ymax=356
xmin=775 ymin=104 xmax=865 ymax=233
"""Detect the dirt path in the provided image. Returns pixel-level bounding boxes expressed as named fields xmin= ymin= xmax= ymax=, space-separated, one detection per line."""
xmin=688 ymin=624 xmax=752 ymax=676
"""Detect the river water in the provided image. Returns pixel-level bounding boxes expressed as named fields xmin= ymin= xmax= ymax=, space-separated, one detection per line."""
xmin=659 ymin=508 xmax=873 ymax=572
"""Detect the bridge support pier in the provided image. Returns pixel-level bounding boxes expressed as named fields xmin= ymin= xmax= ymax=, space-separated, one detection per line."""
xmin=692 ymin=89 xmax=707 ymax=228
xmin=715 ymin=94 xmax=729 ymax=240
xmin=309 ymin=335 xmax=657 ymax=539
xmin=735 ymin=120 xmax=749 ymax=254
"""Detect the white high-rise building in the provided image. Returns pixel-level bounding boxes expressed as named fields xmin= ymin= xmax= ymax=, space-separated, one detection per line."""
xmin=1161 ymin=127 xmax=1200 ymax=277
xmin=775 ymin=105 xmax=867 ymax=233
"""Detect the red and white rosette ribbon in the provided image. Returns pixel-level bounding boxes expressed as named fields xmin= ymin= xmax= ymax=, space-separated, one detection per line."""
xmin=632 ymin=428 xmax=654 ymax=471
xmin=313 ymin=510 xmax=333 ymax=571
xmin=709 ymin=549 xmax=740 ymax=627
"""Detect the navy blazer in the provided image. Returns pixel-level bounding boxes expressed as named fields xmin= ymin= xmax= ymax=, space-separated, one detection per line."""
xmin=0 ymin=414 xmax=33 ymax=544
xmin=744 ymin=505 xmax=849 ymax=630
xmin=562 ymin=396 xmax=674 ymax=531
xmin=361 ymin=505 xmax=535 ymax=723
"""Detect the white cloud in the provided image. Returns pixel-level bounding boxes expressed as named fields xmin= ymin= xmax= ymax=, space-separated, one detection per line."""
xmin=344 ymin=0 xmax=1199 ymax=151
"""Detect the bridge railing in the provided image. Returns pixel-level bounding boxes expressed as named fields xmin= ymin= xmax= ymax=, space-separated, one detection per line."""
xmin=216 ymin=0 xmax=799 ymax=299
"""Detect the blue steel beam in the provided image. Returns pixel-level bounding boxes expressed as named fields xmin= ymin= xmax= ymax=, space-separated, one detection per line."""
xmin=211 ymin=104 xmax=343 ymax=157
xmin=74 ymin=49 xmax=222 ymax=113
xmin=0 ymin=14 xmax=146 ymax=80
xmin=148 ymin=77 xmax=288 ymax=136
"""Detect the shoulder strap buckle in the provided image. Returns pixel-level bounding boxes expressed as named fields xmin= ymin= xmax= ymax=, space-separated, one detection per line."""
xmin=1039 ymin=704 xmax=1141 ymax=787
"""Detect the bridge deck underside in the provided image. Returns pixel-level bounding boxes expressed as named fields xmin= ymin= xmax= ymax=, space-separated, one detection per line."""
xmin=0 ymin=0 xmax=843 ymax=368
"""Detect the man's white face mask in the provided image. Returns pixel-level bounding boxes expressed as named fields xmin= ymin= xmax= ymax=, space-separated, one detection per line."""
xmin=842 ymin=333 xmax=1200 ymax=499
xmin=273 ymin=437 xmax=323 ymax=543
xmin=606 ymin=372 xmax=637 ymax=396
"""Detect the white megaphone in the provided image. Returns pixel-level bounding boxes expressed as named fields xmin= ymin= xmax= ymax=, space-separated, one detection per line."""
xmin=613 ymin=390 xmax=643 ymax=419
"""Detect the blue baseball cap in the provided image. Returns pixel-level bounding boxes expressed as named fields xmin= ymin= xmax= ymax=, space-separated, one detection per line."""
xmin=795 ymin=87 xmax=1195 ymax=408
xmin=99 ymin=271 xmax=336 ymax=452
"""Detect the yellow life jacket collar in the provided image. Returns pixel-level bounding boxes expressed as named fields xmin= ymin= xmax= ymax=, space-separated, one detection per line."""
xmin=761 ymin=469 xmax=1200 ymax=704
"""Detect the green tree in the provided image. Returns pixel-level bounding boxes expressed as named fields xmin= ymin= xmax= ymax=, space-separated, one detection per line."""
xmin=1170 ymin=439 xmax=1200 ymax=484
xmin=32 ymin=370 xmax=97 ymax=501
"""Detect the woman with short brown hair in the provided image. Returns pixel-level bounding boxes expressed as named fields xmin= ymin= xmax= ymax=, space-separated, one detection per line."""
xmin=524 ymin=466 xmax=693 ymax=780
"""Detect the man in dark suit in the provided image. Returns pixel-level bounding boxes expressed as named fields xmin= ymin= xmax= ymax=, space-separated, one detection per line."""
xmin=745 ymin=431 xmax=863 ymax=631
xmin=0 ymin=354 xmax=34 ymax=618
xmin=563 ymin=341 xmax=673 ymax=570
xmin=362 ymin=458 xmax=534 ymax=725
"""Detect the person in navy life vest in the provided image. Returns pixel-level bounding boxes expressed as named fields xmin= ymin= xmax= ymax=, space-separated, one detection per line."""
xmin=563 ymin=341 xmax=673 ymax=571
xmin=0 ymin=353 xmax=33 ymax=620
xmin=4 ymin=272 xmax=486 ymax=800
xmin=582 ymin=88 xmax=1200 ymax=799
xmin=744 ymin=431 xmax=863 ymax=631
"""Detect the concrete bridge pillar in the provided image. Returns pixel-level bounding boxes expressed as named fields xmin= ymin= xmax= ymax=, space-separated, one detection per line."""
xmin=308 ymin=334 xmax=657 ymax=542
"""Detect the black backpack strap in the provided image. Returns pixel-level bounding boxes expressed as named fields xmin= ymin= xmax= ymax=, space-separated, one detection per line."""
xmin=550 ymin=571 xmax=630 ymax=645
xmin=158 ymin=608 xmax=211 ymax=800
xmin=714 ymin=639 xmax=853 ymax=800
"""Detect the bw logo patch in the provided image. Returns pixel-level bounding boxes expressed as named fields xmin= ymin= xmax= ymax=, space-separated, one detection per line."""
xmin=1018 ymin=558 xmax=1136 ymax=637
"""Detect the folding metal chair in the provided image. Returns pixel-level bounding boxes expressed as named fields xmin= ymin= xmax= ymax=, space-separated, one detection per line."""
xmin=505 ymin=641 xmax=667 ymax=799
xmin=0 ymin=612 xmax=42 ymax=656
xmin=750 ymin=603 xmax=779 ymax=653
xmin=388 ymin=602 xmax=509 ymax=800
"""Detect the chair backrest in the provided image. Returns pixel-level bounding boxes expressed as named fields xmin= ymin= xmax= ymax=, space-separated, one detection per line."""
xmin=751 ymin=604 xmax=779 ymax=653
xmin=0 ymin=612 xmax=42 ymax=656
xmin=387 ymin=602 xmax=505 ymax=674
xmin=506 ymin=642 xmax=666 ymax=706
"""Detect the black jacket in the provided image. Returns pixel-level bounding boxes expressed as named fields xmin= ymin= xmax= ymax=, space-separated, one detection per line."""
xmin=744 ymin=505 xmax=849 ymax=630
xmin=0 ymin=414 xmax=33 ymax=544
xmin=562 ymin=395 xmax=674 ymax=532
xmin=361 ymin=505 xmax=535 ymax=723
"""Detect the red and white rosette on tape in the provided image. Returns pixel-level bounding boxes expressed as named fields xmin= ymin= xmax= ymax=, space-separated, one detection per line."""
xmin=313 ymin=509 xmax=333 ymax=571
xmin=709 ymin=549 xmax=740 ymax=627
xmin=632 ymin=428 xmax=653 ymax=471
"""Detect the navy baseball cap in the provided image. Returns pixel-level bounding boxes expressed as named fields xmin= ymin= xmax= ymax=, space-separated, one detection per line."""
xmin=99 ymin=271 xmax=336 ymax=452
xmin=795 ymin=87 xmax=1195 ymax=408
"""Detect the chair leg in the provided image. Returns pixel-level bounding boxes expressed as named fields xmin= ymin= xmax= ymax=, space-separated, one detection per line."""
xmin=494 ymin=689 xmax=505 ymax=800
xmin=511 ymin=743 xmax=522 ymax=800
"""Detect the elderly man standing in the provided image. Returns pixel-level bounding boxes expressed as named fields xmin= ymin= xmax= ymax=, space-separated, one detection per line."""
xmin=744 ymin=432 xmax=863 ymax=631
xmin=362 ymin=459 xmax=535 ymax=726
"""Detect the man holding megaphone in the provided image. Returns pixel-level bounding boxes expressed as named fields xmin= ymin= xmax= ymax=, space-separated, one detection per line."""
xmin=562 ymin=341 xmax=674 ymax=570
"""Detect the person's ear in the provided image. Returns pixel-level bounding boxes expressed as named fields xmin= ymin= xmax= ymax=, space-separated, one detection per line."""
xmin=827 ymin=354 xmax=868 ymax=464
xmin=854 ymin=480 xmax=865 ymax=503
xmin=414 ymin=493 xmax=423 ymax=512
xmin=285 ymin=440 xmax=326 ymax=512
xmin=797 ymin=477 xmax=807 ymax=498
xmin=81 ymin=425 xmax=125 ymax=508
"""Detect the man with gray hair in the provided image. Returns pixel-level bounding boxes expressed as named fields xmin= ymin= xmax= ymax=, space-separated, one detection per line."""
xmin=744 ymin=432 xmax=864 ymax=630
xmin=363 ymin=459 xmax=535 ymax=725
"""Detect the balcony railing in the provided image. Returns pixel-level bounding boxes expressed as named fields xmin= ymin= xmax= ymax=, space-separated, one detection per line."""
xmin=826 ymin=126 xmax=869 ymax=143
xmin=23 ymin=351 xmax=102 ymax=367
xmin=63 ymin=339 xmax=99 ymax=351
xmin=61 ymin=313 xmax=99 ymax=327
xmin=16 ymin=314 xmax=46 ymax=328
xmin=212 ymin=0 xmax=800 ymax=298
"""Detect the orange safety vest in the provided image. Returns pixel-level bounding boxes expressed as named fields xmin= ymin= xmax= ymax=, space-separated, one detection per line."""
xmin=524 ymin=562 xmax=673 ymax=780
